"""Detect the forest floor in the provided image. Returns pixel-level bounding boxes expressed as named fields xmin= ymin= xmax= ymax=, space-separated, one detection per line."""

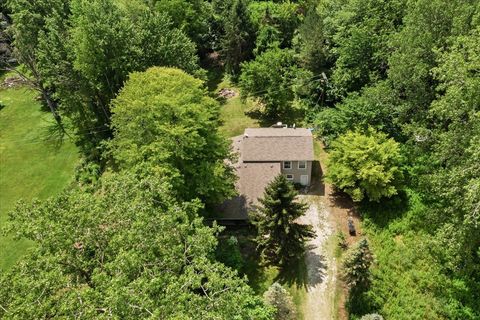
xmin=0 ymin=73 xmax=78 ymax=270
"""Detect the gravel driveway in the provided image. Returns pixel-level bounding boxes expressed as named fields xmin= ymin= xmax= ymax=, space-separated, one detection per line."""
xmin=297 ymin=195 xmax=337 ymax=320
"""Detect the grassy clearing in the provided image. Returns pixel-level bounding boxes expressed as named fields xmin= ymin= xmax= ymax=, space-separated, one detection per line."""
xmin=216 ymin=78 xmax=259 ymax=138
xmin=0 ymin=86 xmax=78 ymax=270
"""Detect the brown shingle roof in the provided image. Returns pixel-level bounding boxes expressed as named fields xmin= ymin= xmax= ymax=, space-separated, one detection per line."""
xmin=217 ymin=162 xmax=280 ymax=220
xmin=245 ymin=128 xmax=312 ymax=137
xmin=242 ymin=136 xmax=314 ymax=161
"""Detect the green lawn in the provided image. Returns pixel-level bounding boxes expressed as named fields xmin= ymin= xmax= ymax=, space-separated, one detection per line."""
xmin=0 ymin=86 xmax=78 ymax=270
xmin=217 ymin=79 xmax=259 ymax=138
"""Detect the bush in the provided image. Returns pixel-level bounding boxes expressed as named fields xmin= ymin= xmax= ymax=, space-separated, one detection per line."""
xmin=360 ymin=314 xmax=384 ymax=320
xmin=215 ymin=236 xmax=245 ymax=273
xmin=337 ymin=231 xmax=348 ymax=250
xmin=74 ymin=159 xmax=101 ymax=186
xmin=263 ymin=282 xmax=296 ymax=320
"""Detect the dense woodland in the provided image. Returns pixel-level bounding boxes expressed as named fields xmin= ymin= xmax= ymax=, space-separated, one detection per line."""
xmin=1 ymin=0 xmax=479 ymax=319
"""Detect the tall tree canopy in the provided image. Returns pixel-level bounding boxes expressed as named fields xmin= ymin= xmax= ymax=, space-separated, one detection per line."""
xmin=109 ymin=67 xmax=235 ymax=206
xmin=220 ymin=0 xmax=255 ymax=76
xmin=7 ymin=0 xmax=199 ymax=159
xmin=326 ymin=129 xmax=403 ymax=202
xmin=0 ymin=173 xmax=272 ymax=319
xmin=239 ymin=48 xmax=305 ymax=120
xmin=255 ymin=175 xmax=313 ymax=268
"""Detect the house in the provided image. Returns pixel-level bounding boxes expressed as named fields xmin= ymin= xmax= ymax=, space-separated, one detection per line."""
xmin=217 ymin=126 xmax=315 ymax=221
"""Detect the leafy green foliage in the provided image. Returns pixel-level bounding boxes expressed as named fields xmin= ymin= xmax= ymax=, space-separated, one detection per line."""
xmin=314 ymin=81 xmax=402 ymax=144
xmin=254 ymin=175 xmax=314 ymax=268
xmin=342 ymin=238 xmax=373 ymax=289
xmin=360 ymin=192 xmax=479 ymax=320
xmin=0 ymin=173 xmax=272 ymax=319
xmin=216 ymin=236 xmax=245 ymax=273
xmin=152 ymin=0 xmax=213 ymax=52
xmin=220 ymin=0 xmax=255 ymax=76
xmin=109 ymin=67 xmax=235 ymax=206
xmin=8 ymin=0 xmax=199 ymax=160
xmin=248 ymin=1 xmax=300 ymax=55
xmin=263 ymin=282 xmax=296 ymax=320
xmin=239 ymin=48 xmax=304 ymax=120
xmin=326 ymin=129 xmax=403 ymax=202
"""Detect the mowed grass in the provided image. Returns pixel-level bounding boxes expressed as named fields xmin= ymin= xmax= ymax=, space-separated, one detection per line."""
xmin=0 ymin=86 xmax=78 ymax=270
xmin=217 ymin=79 xmax=258 ymax=138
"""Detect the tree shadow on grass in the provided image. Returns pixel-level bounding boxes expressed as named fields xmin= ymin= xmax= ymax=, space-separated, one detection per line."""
xmin=329 ymin=188 xmax=358 ymax=215
xmin=244 ymin=107 xmax=305 ymax=128
xmin=359 ymin=190 xmax=410 ymax=229
xmin=200 ymin=52 xmax=225 ymax=93
xmin=307 ymin=161 xmax=325 ymax=196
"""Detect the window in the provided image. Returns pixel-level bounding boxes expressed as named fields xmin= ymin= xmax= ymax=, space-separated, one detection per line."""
xmin=286 ymin=174 xmax=294 ymax=181
xmin=298 ymin=161 xmax=307 ymax=169
xmin=283 ymin=161 xmax=292 ymax=169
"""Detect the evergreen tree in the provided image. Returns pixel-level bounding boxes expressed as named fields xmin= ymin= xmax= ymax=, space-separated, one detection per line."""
xmin=221 ymin=0 xmax=254 ymax=76
xmin=255 ymin=175 xmax=314 ymax=268
xmin=263 ymin=282 xmax=296 ymax=320
xmin=342 ymin=238 xmax=373 ymax=290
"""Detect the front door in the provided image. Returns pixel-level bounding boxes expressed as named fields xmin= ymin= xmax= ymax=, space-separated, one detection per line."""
xmin=300 ymin=175 xmax=309 ymax=186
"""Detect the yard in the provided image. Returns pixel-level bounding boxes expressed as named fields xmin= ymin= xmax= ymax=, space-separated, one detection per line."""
xmin=217 ymin=81 xmax=349 ymax=319
xmin=0 ymin=79 xmax=78 ymax=270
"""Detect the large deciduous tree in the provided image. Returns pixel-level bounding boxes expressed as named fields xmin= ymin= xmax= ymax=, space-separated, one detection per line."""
xmin=0 ymin=173 xmax=272 ymax=319
xmin=326 ymin=128 xmax=403 ymax=202
xmin=7 ymin=0 xmax=199 ymax=160
xmin=239 ymin=48 xmax=305 ymax=121
xmin=108 ymin=67 xmax=235 ymax=206
xmin=255 ymin=175 xmax=314 ymax=268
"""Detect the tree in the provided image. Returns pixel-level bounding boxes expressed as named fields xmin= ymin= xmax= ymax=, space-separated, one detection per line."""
xmin=255 ymin=175 xmax=314 ymax=268
xmin=0 ymin=173 xmax=272 ymax=319
xmin=326 ymin=128 xmax=403 ymax=202
xmin=215 ymin=236 xmax=245 ymax=273
xmin=314 ymin=81 xmax=402 ymax=144
xmin=6 ymin=0 xmax=69 ymax=126
xmin=151 ymin=0 xmax=213 ymax=54
xmin=8 ymin=0 xmax=199 ymax=160
xmin=342 ymin=238 xmax=373 ymax=290
xmin=239 ymin=48 xmax=305 ymax=120
xmin=221 ymin=0 xmax=255 ymax=76
xmin=248 ymin=1 xmax=301 ymax=55
xmin=108 ymin=67 xmax=236 ymax=206
xmin=263 ymin=282 xmax=296 ymax=320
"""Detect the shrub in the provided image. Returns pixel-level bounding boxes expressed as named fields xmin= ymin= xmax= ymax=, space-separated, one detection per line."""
xmin=215 ymin=236 xmax=245 ymax=273
xmin=360 ymin=314 xmax=384 ymax=320
xmin=337 ymin=231 xmax=348 ymax=250
xmin=263 ymin=282 xmax=296 ymax=320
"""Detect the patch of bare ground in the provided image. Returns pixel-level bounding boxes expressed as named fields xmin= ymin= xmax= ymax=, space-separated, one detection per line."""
xmin=297 ymin=141 xmax=362 ymax=320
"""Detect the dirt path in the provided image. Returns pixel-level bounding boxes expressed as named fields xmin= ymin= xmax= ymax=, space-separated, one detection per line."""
xmin=297 ymin=195 xmax=337 ymax=320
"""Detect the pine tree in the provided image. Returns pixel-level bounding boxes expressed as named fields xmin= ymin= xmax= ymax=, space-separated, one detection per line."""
xmin=221 ymin=0 xmax=254 ymax=76
xmin=255 ymin=175 xmax=314 ymax=268
xmin=342 ymin=238 xmax=373 ymax=290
